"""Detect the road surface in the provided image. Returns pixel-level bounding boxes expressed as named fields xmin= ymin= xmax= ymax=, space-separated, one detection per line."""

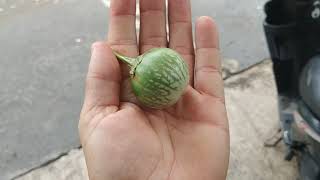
xmin=0 ymin=0 xmax=268 ymax=179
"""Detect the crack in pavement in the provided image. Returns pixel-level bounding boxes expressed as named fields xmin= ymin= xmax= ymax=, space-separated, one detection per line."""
xmin=11 ymin=146 xmax=82 ymax=180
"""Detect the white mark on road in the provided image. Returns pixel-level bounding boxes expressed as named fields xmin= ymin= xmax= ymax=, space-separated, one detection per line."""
xmin=0 ymin=8 xmax=4 ymax=12
xmin=10 ymin=4 xmax=16 ymax=9
xmin=75 ymin=38 xmax=82 ymax=43
xmin=101 ymin=0 xmax=110 ymax=7
xmin=256 ymin=5 xmax=262 ymax=10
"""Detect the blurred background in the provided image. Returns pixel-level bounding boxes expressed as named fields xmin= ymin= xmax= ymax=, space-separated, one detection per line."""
xmin=0 ymin=0 xmax=300 ymax=180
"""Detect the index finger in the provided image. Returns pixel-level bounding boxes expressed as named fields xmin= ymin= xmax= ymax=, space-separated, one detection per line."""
xmin=107 ymin=0 xmax=139 ymax=77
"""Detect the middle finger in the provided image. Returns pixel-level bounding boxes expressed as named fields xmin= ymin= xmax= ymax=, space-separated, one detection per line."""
xmin=139 ymin=0 xmax=168 ymax=53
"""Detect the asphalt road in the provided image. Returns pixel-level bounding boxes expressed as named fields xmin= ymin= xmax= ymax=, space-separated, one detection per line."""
xmin=0 ymin=0 xmax=268 ymax=179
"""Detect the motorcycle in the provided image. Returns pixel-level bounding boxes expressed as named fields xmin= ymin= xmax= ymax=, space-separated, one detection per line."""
xmin=263 ymin=0 xmax=320 ymax=179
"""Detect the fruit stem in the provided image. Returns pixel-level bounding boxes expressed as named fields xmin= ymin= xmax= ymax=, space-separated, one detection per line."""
xmin=113 ymin=51 xmax=137 ymax=67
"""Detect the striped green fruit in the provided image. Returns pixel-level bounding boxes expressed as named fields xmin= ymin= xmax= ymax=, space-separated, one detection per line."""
xmin=114 ymin=48 xmax=189 ymax=109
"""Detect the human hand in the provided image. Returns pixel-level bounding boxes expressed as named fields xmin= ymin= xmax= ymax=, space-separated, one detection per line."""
xmin=79 ymin=0 xmax=229 ymax=180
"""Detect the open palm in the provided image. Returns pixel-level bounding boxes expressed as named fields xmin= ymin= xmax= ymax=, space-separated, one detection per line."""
xmin=79 ymin=0 xmax=229 ymax=180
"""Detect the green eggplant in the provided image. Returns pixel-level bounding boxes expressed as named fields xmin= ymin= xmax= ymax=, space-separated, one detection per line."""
xmin=114 ymin=48 xmax=189 ymax=109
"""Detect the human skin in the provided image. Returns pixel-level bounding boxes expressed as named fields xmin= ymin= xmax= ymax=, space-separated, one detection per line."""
xmin=79 ymin=0 xmax=230 ymax=180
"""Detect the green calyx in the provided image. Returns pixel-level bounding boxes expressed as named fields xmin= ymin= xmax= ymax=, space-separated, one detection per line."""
xmin=113 ymin=51 xmax=142 ymax=76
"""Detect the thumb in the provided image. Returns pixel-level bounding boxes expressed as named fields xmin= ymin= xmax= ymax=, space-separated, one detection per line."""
xmin=82 ymin=42 xmax=121 ymax=114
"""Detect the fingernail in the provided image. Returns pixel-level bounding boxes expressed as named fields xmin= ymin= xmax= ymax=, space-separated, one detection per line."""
xmin=91 ymin=43 xmax=97 ymax=53
xmin=198 ymin=16 xmax=213 ymax=22
xmin=91 ymin=41 xmax=106 ymax=53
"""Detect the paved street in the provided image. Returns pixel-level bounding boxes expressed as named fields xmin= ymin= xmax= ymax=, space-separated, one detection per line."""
xmin=0 ymin=0 xmax=269 ymax=179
